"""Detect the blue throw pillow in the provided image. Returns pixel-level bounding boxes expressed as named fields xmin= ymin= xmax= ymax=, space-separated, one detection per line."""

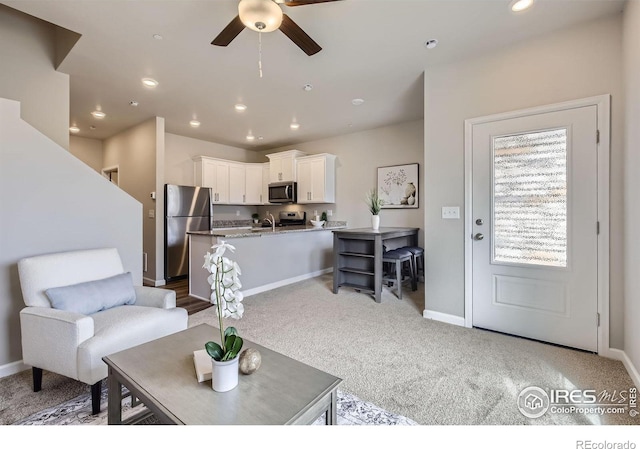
xmin=45 ymin=272 xmax=136 ymax=315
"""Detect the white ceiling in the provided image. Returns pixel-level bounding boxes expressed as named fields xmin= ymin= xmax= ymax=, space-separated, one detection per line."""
xmin=3 ymin=0 xmax=626 ymax=151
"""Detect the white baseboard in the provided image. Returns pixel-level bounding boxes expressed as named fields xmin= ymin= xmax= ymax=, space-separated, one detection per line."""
xmin=0 ymin=359 xmax=28 ymax=379
xmin=143 ymin=277 xmax=166 ymax=287
xmin=243 ymin=268 xmax=333 ymax=298
xmin=189 ymin=268 xmax=333 ymax=302
xmin=423 ymin=309 xmax=466 ymax=327
xmin=607 ymin=348 xmax=640 ymax=388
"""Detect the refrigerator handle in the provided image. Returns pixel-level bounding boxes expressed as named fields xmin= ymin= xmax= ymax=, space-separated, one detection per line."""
xmin=209 ymin=188 xmax=214 ymax=230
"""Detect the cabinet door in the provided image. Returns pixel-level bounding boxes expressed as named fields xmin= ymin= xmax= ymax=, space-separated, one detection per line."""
xmin=269 ymin=158 xmax=283 ymax=183
xmin=309 ymin=157 xmax=326 ymax=203
xmin=200 ymin=159 xmax=217 ymax=189
xmin=280 ymin=156 xmax=296 ymax=182
xmin=296 ymin=159 xmax=313 ymax=203
xmin=262 ymin=163 xmax=270 ymax=204
xmin=228 ymin=163 xmax=245 ymax=204
xmin=213 ymin=162 xmax=230 ymax=203
xmin=244 ymin=164 xmax=263 ymax=205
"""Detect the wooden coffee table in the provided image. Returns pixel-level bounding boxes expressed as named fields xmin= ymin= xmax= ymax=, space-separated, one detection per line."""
xmin=102 ymin=324 xmax=342 ymax=425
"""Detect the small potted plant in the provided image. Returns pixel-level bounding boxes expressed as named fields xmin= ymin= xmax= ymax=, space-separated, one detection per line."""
xmin=203 ymin=241 xmax=244 ymax=392
xmin=366 ymin=189 xmax=383 ymax=230
xmin=251 ymin=213 xmax=260 ymax=225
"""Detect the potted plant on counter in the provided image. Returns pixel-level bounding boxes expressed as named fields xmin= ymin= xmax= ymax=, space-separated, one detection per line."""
xmin=251 ymin=213 xmax=260 ymax=225
xmin=366 ymin=189 xmax=383 ymax=230
xmin=203 ymin=241 xmax=244 ymax=392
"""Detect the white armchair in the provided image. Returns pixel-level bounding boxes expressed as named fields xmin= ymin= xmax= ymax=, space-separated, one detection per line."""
xmin=18 ymin=248 xmax=188 ymax=414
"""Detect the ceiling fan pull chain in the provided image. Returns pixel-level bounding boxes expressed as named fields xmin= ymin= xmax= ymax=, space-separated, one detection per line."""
xmin=258 ymin=31 xmax=263 ymax=78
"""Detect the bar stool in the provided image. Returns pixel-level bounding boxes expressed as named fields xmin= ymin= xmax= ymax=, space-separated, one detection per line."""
xmin=382 ymin=248 xmax=416 ymax=299
xmin=400 ymin=246 xmax=425 ymax=283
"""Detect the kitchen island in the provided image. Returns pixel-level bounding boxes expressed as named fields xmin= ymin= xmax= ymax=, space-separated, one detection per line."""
xmin=188 ymin=223 xmax=347 ymax=301
xmin=332 ymin=227 xmax=419 ymax=303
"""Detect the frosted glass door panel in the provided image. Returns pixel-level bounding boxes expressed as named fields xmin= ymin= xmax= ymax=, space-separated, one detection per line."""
xmin=492 ymin=129 xmax=568 ymax=268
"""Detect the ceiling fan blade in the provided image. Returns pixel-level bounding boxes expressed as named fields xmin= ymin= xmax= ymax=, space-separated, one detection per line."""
xmin=281 ymin=0 xmax=343 ymax=6
xmin=211 ymin=15 xmax=245 ymax=46
xmin=280 ymin=14 xmax=322 ymax=56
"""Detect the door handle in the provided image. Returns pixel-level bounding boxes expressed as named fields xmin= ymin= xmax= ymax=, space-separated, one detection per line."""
xmin=473 ymin=233 xmax=484 ymax=241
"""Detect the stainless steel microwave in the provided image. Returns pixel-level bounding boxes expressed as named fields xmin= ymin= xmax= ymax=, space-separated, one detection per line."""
xmin=268 ymin=181 xmax=297 ymax=203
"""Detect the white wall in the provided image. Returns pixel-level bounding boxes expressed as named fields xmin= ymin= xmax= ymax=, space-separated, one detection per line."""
xmin=0 ymin=6 xmax=144 ymax=374
xmin=103 ymin=118 xmax=163 ymax=286
xmin=423 ymin=14 xmax=625 ymax=348
xmin=257 ymin=120 xmax=424 ymax=245
xmin=165 ymin=133 xmax=260 ymax=186
xmin=623 ymin=0 xmax=640 ymax=378
xmin=69 ymin=135 xmax=103 ymax=172
xmin=0 ymin=5 xmax=70 ymax=150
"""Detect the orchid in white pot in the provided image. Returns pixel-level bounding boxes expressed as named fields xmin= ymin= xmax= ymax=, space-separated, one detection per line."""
xmin=202 ymin=241 xmax=244 ymax=363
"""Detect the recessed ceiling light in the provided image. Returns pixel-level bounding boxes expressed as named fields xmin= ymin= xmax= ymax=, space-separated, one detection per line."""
xmin=141 ymin=77 xmax=159 ymax=88
xmin=129 ymin=100 xmax=139 ymax=107
xmin=90 ymin=125 xmax=96 ymax=130
xmin=190 ymin=120 xmax=201 ymax=128
xmin=351 ymin=98 xmax=365 ymax=106
xmin=258 ymin=136 xmax=264 ymax=140
xmin=510 ymin=0 xmax=533 ymax=12
xmin=153 ymin=34 xmax=163 ymax=40
xmin=246 ymin=133 xmax=255 ymax=141
xmin=235 ymin=104 xmax=247 ymax=112
xmin=303 ymin=84 xmax=313 ymax=92
xmin=290 ymin=122 xmax=300 ymax=130
xmin=425 ymin=39 xmax=438 ymax=49
xmin=91 ymin=110 xmax=106 ymax=119
xmin=69 ymin=126 xmax=80 ymax=133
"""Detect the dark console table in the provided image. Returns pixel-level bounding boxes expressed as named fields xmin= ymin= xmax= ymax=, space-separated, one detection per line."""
xmin=332 ymin=227 xmax=419 ymax=303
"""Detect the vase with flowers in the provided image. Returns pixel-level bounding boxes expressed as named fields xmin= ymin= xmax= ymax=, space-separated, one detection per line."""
xmin=366 ymin=189 xmax=383 ymax=230
xmin=203 ymin=241 xmax=244 ymax=392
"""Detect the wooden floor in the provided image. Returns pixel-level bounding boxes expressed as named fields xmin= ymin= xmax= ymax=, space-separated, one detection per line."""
xmin=160 ymin=278 xmax=212 ymax=315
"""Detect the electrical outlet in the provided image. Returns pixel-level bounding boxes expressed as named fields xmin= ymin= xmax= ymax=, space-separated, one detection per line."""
xmin=327 ymin=210 xmax=333 ymax=217
xmin=236 ymin=210 xmax=240 ymax=216
xmin=442 ymin=206 xmax=460 ymax=219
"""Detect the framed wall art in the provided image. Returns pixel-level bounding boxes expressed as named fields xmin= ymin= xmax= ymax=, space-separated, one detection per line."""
xmin=377 ymin=163 xmax=419 ymax=209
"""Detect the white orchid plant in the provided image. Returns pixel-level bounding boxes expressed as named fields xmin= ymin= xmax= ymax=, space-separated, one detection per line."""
xmin=203 ymin=241 xmax=244 ymax=362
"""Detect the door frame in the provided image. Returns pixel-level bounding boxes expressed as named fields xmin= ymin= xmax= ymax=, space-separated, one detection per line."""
xmin=463 ymin=95 xmax=611 ymax=355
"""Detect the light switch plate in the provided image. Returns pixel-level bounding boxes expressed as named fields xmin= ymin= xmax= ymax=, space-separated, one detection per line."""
xmin=442 ymin=206 xmax=460 ymax=219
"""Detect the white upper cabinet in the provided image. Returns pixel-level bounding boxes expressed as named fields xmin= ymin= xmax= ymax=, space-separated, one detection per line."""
xmin=262 ymin=163 xmax=270 ymax=205
xmin=266 ymin=150 xmax=307 ymax=183
xmin=228 ymin=162 xmax=246 ymax=204
xmin=194 ymin=157 xmax=265 ymax=205
xmin=244 ymin=163 xmax=264 ymax=205
xmin=193 ymin=156 xmax=229 ymax=204
xmin=296 ymin=153 xmax=337 ymax=204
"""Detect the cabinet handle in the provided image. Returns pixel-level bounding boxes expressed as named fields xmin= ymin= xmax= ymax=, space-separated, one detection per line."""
xmin=243 ymin=194 xmax=246 ymax=203
xmin=260 ymin=194 xmax=262 ymax=203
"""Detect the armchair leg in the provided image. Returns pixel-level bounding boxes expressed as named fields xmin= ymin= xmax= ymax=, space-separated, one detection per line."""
xmin=32 ymin=367 xmax=42 ymax=392
xmin=91 ymin=380 xmax=102 ymax=415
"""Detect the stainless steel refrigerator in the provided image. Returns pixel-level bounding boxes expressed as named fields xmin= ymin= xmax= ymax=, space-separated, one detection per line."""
xmin=164 ymin=184 xmax=212 ymax=282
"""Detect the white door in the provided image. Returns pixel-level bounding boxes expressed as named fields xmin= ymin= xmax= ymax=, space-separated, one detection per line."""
xmin=471 ymin=105 xmax=598 ymax=352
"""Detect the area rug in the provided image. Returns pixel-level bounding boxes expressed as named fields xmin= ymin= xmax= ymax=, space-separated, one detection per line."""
xmin=13 ymin=383 xmax=417 ymax=426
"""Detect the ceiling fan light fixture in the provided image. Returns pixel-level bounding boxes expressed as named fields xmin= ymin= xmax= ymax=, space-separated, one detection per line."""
xmin=238 ymin=0 xmax=283 ymax=33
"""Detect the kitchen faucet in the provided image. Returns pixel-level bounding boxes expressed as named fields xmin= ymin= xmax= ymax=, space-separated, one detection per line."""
xmin=265 ymin=213 xmax=275 ymax=231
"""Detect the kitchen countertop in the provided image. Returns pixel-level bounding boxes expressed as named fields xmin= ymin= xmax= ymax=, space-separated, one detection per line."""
xmin=189 ymin=222 xmax=347 ymax=238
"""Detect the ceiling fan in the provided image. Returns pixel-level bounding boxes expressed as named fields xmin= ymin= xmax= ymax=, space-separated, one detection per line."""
xmin=211 ymin=0 xmax=342 ymax=56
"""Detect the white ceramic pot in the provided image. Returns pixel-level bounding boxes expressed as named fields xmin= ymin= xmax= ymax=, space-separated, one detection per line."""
xmin=371 ymin=214 xmax=380 ymax=230
xmin=211 ymin=356 xmax=239 ymax=392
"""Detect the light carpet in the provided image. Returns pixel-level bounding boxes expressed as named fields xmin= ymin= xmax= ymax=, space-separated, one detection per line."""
xmin=13 ymin=383 xmax=416 ymax=426
xmin=188 ymin=274 xmax=637 ymax=426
